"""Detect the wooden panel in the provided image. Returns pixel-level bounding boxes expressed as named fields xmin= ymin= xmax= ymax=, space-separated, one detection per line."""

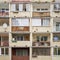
xmin=12 ymin=56 xmax=29 ymax=60
xmin=33 ymin=12 xmax=50 ymax=17
xmin=24 ymin=35 xmax=30 ymax=41
xmin=12 ymin=48 xmax=29 ymax=60
xmin=12 ymin=26 xmax=29 ymax=31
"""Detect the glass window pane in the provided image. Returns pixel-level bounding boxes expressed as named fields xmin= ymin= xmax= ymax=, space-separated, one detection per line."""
xmin=58 ymin=48 xmax=60 ymax=55
xmin=54 ymin=48 xmax=57 ymax=55
xmin=1 ymin=48 xmax=4 ymax=55
xmin=5 ymin=48 xmax=9 ymax=55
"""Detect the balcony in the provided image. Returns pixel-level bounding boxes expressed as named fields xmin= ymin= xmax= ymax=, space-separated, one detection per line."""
xmin=10 ymin=3 xmax=31 ymax=17
xmin=32 ymin=3 xmax=50 ymax=13
xmin=0 ymin=33 xmax=9 ymax=47
xmin=0 ymin=3 xmax=9 ymax=17
xmin=10 ymin=34 xmax=31 ymax=47
xmin=32 ymin=33 xmax=50 ymax=47
xmin=11 ymin=18 xmax=30 ymax=32
xmin=32 ymin=12 xmax=50 ymax=17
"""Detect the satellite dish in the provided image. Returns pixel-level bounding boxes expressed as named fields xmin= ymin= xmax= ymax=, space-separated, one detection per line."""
xmin=3 ymin=23 xmax=8 ymax=32
xmin=3 ymin=23 xmax=8 ymax=29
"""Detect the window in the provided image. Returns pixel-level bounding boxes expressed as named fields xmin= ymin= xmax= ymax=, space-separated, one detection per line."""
xmin=1 ymin=48 xmax=4 ymax=55
xmin=11 ymin=4 xmax=16 ymax=11
xmin=5 ymin=48 xmax=9 ymax=55
xmin=54 ymin=48 xmax=60 ymax=55
xmin=53 ymin=34 xmax=60 ymax=42
xmin=56 ymin=22 xmax=60 ymax=31
xmin=16 ymin=35 xmax=24 ymax=41
xmin=36 ymin=36 xmax=48 ymax=42
xmin=32 ymin=48 xmax=50 ymax=56
xmin=41 ymin=18 xmax=50 ymax=26
xmin=19 ymin=4 xmax=23 ymax=11
xmin=13 ymin=34 xmax=24 ymax=41
xmin=54 ymin=4 xmax=60 ymax=10
xmin=32 ymin=18 xmax=50 ymax=26
xmin=16 ymin=49 xmax=29 ymax=56
xmin=11 ymin=4 xmax=30 ymax=12
xmin=32 ymin=19 xmax=41 ymax=26
xmin=12 ymin=18 xmax=29 ymax=26
xmin=41 ymin=36 xmax=48 ymax=41
xmin=0 ymin=48 xmax=9 ymax=55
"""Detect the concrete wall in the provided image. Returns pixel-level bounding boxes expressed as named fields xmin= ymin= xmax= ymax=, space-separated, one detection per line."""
xmin=0 ymin=56 xmax=10 ymax=60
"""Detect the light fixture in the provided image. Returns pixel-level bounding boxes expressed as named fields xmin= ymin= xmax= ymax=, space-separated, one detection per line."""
xmin=3 ymin=23 xmax=8 ymax=32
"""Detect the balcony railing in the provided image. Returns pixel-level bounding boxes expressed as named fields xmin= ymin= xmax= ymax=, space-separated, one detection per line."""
xmin=32 ymin=12 xmax=50 ymax=17
xmin=53 ymin=26 xmax=60 ymax=32
xmin=12 ymin=26 xmax=29 ymax=32
xmin=1 ymin=41 xmax=9 ymax=46
xmin=0 ymin=11 xmax=9 ymax=17
xmin=32 ymin=42 xmax=50 ymax=46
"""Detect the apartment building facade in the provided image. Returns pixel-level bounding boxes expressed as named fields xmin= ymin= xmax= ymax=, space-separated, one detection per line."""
xmin=0 ymin=0 xmax=60 ymax=60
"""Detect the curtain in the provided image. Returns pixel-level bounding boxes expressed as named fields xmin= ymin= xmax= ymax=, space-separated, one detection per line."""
xmin=26 ymin=4 xmax=30 ymax=11
xmin=12 ymin=18 xmax=29 ymax=26
xmin=11 ymin=4 xmax=16 ymax=11
xmin=32 ymin=19 xmax=41 ymax=26
xmin=43 ymin=19 xmax=49 ymax=26
xmin=19 ymin=4 xmax=23 ymax=11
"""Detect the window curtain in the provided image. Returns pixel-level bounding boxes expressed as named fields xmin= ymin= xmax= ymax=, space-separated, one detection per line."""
xmin=20 ymin=19 xmax=29 ymax=26
xmin=43 ymin=19 xmax=50 ymax=26
xmin=11 ymin=4 xmax=16 ymax=11
xmin=32 ymin=19 xmax=41 ymax=26
xmin=12 ymin=18 xmax=29 ymax=26
xmin=19 ymin=4 xmax=23 ymax=11
xmin=26 ymin=4 xmax=30 ymax=11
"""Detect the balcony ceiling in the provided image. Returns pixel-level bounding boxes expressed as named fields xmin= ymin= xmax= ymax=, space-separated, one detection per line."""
xmin=0 ymin=33 xmax=9 ymax=36
xmin=33 ymin=3 xmax=50 ymax=8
